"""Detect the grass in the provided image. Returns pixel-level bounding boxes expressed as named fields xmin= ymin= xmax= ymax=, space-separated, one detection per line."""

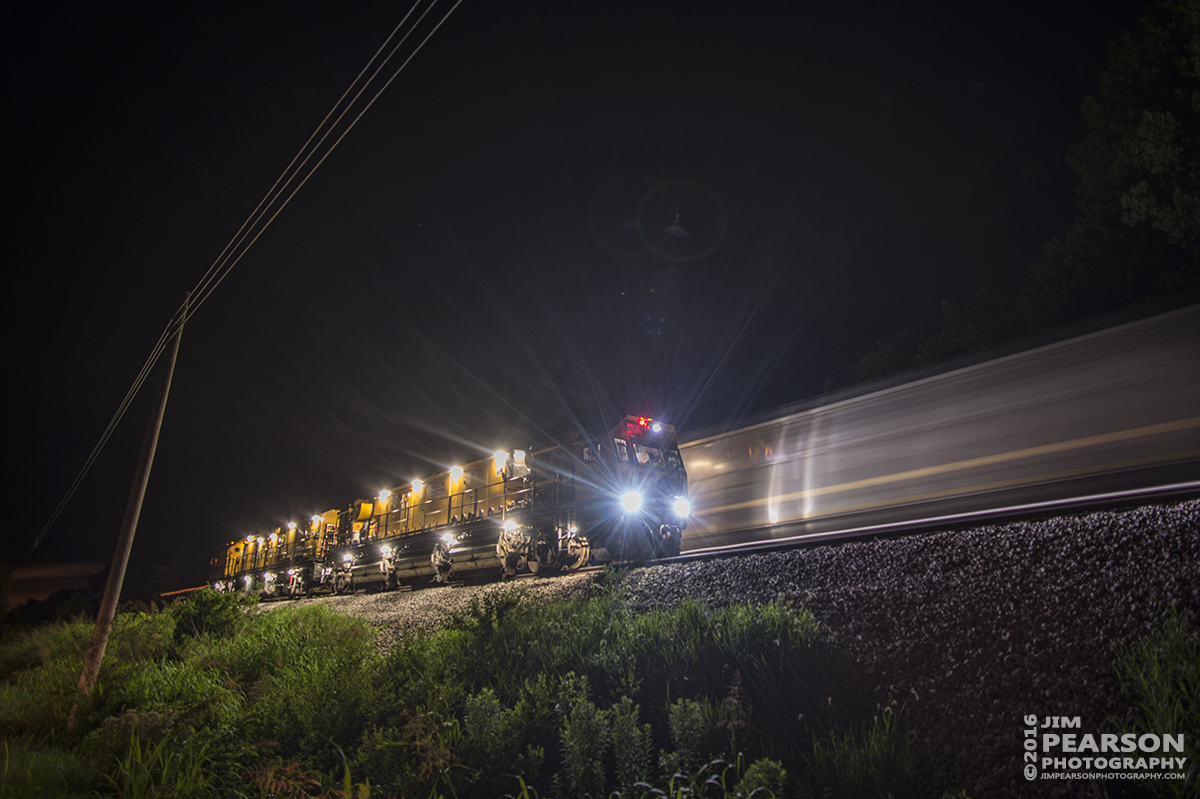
xmin=1116 ymin=610 xmax=1199 ymax=798
xmin=0 ymin=584 xmax=933 ymax=798
xmin=808 ymin=703 xmax=916 ymax=799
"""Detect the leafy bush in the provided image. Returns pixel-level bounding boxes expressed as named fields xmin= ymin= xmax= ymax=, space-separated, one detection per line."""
xmin=736 ymin=757 xmax=788 ymax=797
xmin=558 ymin=675 xmax=608 ymax=798
xmin=168 ymin=588 xmax=249 ymax=644
xmin=609 ymin=695 xmax=652 ymax=794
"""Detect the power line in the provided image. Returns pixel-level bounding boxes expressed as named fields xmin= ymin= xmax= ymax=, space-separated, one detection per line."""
xmin=24 ymin=0 xmax=464 ymax=561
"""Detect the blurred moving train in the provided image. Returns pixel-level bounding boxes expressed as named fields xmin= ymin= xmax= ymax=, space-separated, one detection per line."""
xmin=213 ymin=303 xmax=1200 ymax=597
xmin=211 ymin=416 xmax=691 ymax=596
xmin=681 ymin=303 xmax=1200 ymax=549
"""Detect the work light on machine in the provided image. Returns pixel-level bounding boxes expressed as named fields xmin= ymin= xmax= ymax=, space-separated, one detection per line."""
xmin=411 ymin=479 xmax=423 ymax=494
xmin=378 ymin=489 xmax=391 ymax=503
xmin=342 ymin=553 xmax=353 ymax=563
xmin=493 ymin=451 xmax=507 ymax=474
xmin=287 ymin=521 xmax=297 ymax=531
xmin=311 ymin=515 xmax=322 ymax=525
xmin=449 ymin=466 xmax=463 ymax=482
xmin=621 ymin=491 xmax=643 ymax=513
xmin=380 ymin=545 xmax=392 ymax=557
xmin=502 ymin=519 xmax=518 ymax=532
xmin=442 ymin=533 xmax=456 ymax=546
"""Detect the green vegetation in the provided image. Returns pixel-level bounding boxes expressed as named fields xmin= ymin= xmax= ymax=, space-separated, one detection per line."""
xmin=1116 ymin=610 xmax=1199 ymax=798
xmin=0 ymin=584 xmax=939 ymax=797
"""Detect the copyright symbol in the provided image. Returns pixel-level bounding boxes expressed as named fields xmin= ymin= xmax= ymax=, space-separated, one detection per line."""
xmin=1024 ymin=764 xmax=1037 ymax=781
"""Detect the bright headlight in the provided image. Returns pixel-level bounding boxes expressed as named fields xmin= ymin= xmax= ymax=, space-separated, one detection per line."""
xmin=673 ymin=497 xmax=691 ymax=517
xmin=620 ymin=491 xmax=643 ymax=513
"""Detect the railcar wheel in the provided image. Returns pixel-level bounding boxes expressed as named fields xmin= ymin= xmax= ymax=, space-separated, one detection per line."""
xmin=563 ymin=535 xmax=590 ymax=571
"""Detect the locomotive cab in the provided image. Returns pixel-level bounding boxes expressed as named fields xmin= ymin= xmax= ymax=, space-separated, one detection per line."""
xmin=599 ymin=415 xmax=689 ymax=560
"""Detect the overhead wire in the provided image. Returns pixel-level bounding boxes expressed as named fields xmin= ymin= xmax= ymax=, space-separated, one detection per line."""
xmin=24 ymin=0 xmax=464 ymax=562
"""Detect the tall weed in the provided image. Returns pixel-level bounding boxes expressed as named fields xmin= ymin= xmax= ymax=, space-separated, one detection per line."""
xmin=101 ymin=730 xmax=213 ymax=799
xmin=808 ymin=705 xmax=915 ymax=799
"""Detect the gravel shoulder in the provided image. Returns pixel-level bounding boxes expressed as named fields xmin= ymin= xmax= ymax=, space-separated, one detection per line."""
xmin=290 ymin=500 xmax=1200 ymax=797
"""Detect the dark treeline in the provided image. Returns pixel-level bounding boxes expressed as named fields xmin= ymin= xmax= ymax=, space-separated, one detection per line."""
xmin=833 ymin=0 xmax=1200 ymax=390
xmin=2 ymin=557 xmax=209 ymax=630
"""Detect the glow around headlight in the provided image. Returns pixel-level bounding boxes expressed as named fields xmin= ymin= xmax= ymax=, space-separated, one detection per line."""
xmin=673 ymin=497 xmax=691 ymax=517
xmin=620 ymin=491 xmax=643 ymax=513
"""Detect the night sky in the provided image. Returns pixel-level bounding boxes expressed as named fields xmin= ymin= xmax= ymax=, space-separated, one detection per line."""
xmin=2 ymin=0 xmax=1150 ymax=587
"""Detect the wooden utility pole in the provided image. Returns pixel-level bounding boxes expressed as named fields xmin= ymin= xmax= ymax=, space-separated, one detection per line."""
xmin=67 ymin=294 xmax=188 ymax=733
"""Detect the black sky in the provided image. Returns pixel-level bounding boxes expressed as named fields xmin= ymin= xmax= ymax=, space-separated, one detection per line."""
xmin=2 ymin=0 xmax=1149 ymax=577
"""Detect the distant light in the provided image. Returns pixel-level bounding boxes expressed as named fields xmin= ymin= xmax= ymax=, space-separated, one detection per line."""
xmin=287 ymin=569 xmax=295 ymax=576
xmin=673 ymin=497 xmax=691 ymax=517
xmin=256 ymin=537 xmax=264 ymax=545
xmin=264 ymin=572 xmax=275 ymax=581
xmin=311 ymin=515 xmax=323 ymax=525
xmin=342 ymin=553 xmax=353 ymax=563
xmin=287 ymin=521 xmax=297 ymax=530
xmin=568 ymin=526 xmax=577 ymax=534
xmin=442 ymin=533 xmax=456 ymax=546
xmin=651 ymin=423 xmax=662 ymax=433
xmin=769 ymin=512 xmax=779 ymax=525
xmin=381 ymin=545 xmax=392 ymax=557
xmin=246 ymin=535 xmax=255 ymax=543
xmin=412 ymin=479 xmax=424 ymax=493
xmin=449 ymin=466 xmax=463 ymax=482
xmin=378 ymin=489 xmax=391 ymax=502
xmin=243 ymin=575 xmax=252 ymax=584
xmin=621 ymin=491 xmax=643 ymax=513
xmin=269 ymin=532 xmax=278 ymax=542
xmin=503 ymin=520 xmax=518 ymax=532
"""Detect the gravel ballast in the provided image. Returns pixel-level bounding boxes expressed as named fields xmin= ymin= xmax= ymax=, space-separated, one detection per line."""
xmin=299 ymin=499 xmax=1200 ymax=797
